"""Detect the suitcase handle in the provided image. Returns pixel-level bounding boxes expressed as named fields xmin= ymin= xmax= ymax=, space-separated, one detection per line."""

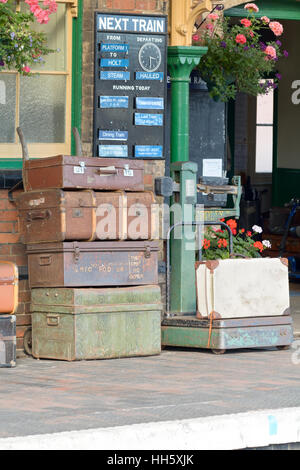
xmin=26 ymin=209 xmax=51 ymax=222
xmin=96 ymin=167 xmax=117 ymax=176
xmin=47 ymin=314 xmax=60 ymax=327
xmin=39 ymin=255 xmax=52 ymax=266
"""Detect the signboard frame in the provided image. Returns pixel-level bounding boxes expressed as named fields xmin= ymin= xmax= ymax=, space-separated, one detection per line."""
xmin=93 ymin=12 xmax=168 ymax=159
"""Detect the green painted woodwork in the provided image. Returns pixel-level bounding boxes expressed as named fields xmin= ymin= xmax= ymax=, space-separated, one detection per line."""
xmin=0 ymin=159 xmax=22 ymax=169
xmin=71 ymin=0 xmax=83 ymax=156
xmin=161 ymin=324 xmax=293 ymax=350
xmin=31 ymin=286 xmax=162 ymax=361
xmin=272 ymin=168 xmax=300 ymax=206
xmin=225 ymin=0 xmax=300 ymax=20
xmin=168 ymin=46 xmax=207 ymax=163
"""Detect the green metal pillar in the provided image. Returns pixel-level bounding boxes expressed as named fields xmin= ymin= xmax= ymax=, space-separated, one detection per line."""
xmin=168 ymin=46 xmax=207 ymax=163
xmin=167 ymin=46 xmax=207 ymax=314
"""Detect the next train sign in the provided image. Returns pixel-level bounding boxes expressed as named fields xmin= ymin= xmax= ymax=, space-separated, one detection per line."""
xmin=93 ymin=13 xmax=167 ymax=159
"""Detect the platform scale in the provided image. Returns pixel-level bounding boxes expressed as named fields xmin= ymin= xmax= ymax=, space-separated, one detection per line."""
xmin=158 ymin=162 xmax=293 ymax=354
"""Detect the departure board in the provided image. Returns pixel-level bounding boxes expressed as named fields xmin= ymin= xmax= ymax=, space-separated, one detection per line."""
xmin=94 ymin=13 xmax=167 ymax=159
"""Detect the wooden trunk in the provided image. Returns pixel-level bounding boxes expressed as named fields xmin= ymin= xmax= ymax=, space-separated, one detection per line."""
xmin=31 ymin=286 xmax=162 ymax=361
xmin=23 ymin=155 xmax=144 ymax=191
xmin=27 ymin=241 xmax=159 ymax=288
xmin=16 ymin=189 xmax=157 ymax=243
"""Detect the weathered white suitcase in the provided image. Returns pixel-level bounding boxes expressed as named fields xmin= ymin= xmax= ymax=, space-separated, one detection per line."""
xmin=196 ymin=257 xmax=290 ymax=319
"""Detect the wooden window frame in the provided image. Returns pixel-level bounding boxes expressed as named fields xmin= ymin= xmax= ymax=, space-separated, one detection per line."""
xmin=0 ymin=0 xmax=76 ymax=163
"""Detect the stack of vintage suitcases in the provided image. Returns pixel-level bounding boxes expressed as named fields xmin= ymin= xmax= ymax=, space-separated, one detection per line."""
xmin=15 ymin=153 xmax=162 ymax=361
xmin=0 ymin=262 xmax=17 ymax=367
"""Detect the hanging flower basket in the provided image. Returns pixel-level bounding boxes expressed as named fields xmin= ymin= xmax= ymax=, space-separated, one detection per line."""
xmin=0 ymin=0 xmax=57 ymax=75
xmin=192 ymin=3 xmax=288 ymax=102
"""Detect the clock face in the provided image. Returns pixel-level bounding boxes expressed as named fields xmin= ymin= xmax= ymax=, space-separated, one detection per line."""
xmin=138 ymin=43 xmax=162 ymax=73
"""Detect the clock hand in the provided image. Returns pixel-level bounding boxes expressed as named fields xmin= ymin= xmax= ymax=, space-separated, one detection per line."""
xmin=149 ymin=56 xmax=156 ymax=67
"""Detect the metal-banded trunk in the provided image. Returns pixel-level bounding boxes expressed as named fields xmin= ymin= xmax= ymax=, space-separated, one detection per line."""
xmin=26 ymin=241 xmax=159 ymax=288
xmin=0 ymin=315 xmax=16 ymax=368
xmin=16 ymin=189 xmax=157 ymax=243
xmin=31 ymin=286 xmax=162 ymax=361
xmin=23 ymin=155 xmax=144 ymax=191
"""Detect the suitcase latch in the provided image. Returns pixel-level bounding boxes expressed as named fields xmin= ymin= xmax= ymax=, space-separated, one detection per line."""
xmin=73 ymin=243 xmax=81 ymax=263
xmin=145 ymin=245 xmax=151 ymax=258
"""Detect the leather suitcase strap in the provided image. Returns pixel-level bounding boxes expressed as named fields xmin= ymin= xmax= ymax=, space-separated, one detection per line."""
xmin=87 ymin=190 xmax=97 ymax=242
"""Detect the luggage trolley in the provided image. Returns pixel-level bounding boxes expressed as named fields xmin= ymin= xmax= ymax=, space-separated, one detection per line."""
xmin=161 ymin=220 xmax=293 ymax=354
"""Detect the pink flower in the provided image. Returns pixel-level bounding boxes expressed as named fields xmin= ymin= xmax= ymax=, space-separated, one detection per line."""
xmin=207 ymin=13 xmax=219 ymax=21
xmin=264 ymin=45 xmax=277 ymax=60
xmin=235 ymin=34 xmax=247 ymax=45
xmin=269 ymin=21 xmax=283 ymax=36
xmin=261 ymin=16 xmax=270 ymax=23
xmin=24 ymin=0 xmax=57 ymax=23
xmin=22 ymin=66 xmax=31 ymax=74
xmin=205 ymin=23 xmax=214 ymax=31
xmin=244 ymin=3 xmax=259 ymax=13
xmin=192 ymin=34 xmax=199 ymax=41
xmin=240 ymin=18 xmax=252 ymax=27
xmin=0 ymin=0 xmax=9 ymax=3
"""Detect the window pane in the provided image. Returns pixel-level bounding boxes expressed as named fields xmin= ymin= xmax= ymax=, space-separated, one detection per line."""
xmin=255 ymin=126 xmax=273 ymax=173
xmin=256 ymin=83 xmax=274 ymax=124
xmin=0 ymin=74 xmax=17 ymax=143
xmin=21 ymin=3 xmax=66 ymax=71
xmin=19 ymin=75 xmax=66 ymax=143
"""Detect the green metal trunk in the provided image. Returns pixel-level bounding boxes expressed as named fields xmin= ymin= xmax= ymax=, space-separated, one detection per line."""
xmin=31 ymin=286 xmax=162 ymax=361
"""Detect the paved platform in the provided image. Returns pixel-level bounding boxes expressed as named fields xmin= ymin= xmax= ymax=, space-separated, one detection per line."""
xmin=1 ymin=286 xmax=300 ymax=450
xmin=1 ymin=343 xmax=300 ymax=449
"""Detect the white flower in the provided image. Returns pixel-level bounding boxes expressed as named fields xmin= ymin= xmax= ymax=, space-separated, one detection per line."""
xmin=252 ymin=225 xmax=263 ymax=233
xmin=262 ymin=240 xmax=272 ymax=248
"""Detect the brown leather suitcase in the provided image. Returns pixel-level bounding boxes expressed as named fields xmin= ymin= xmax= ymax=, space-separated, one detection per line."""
xmin=23 ymin=155 xmax=144 ymax=191
xmin=16 ymin=189 xmax=157 ymax=243
xmin=26 ymin=241 xmax=159 ymax=288
xmin=0 ymin=262 xmax=18 ymax=314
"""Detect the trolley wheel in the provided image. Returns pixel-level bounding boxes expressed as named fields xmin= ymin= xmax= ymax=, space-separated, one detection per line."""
xmin=211 ymin=348 xmax=226 ymax=355
xmin=277 ymin=345 xmax=290 ymax=351
xmin=23 ymin=327 xmax=32 ymax=356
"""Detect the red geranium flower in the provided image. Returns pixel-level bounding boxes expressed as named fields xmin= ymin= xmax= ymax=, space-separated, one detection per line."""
xmin=253 ymin=241 xmax=264 ymax=252
xmin=202 ymin=239 xmax=211 ymax=250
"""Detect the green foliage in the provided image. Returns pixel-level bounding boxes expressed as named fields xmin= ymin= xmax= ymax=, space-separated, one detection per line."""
xmin=193 ymin=10 xmax=286 ymax=102
xmin=0 ymin=1 xmax=54 ymax=74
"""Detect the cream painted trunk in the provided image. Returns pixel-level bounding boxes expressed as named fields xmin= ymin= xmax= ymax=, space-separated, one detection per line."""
xmin=196 ymin=258 xmax=290 ymax=319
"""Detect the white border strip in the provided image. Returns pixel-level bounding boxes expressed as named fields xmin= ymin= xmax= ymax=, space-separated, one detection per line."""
xmin=1 ymin=407 xmax=300 ymax=450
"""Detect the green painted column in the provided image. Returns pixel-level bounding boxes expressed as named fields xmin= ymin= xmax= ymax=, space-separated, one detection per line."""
xmin=168 ymin=46 xmax=207 ymax=163
xmin=167 ymin=46 xmax=207 ymax=314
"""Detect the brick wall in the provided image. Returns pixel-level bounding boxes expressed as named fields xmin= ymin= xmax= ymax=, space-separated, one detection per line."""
xmin=0 ymin=190 xmax=31 ymax=356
